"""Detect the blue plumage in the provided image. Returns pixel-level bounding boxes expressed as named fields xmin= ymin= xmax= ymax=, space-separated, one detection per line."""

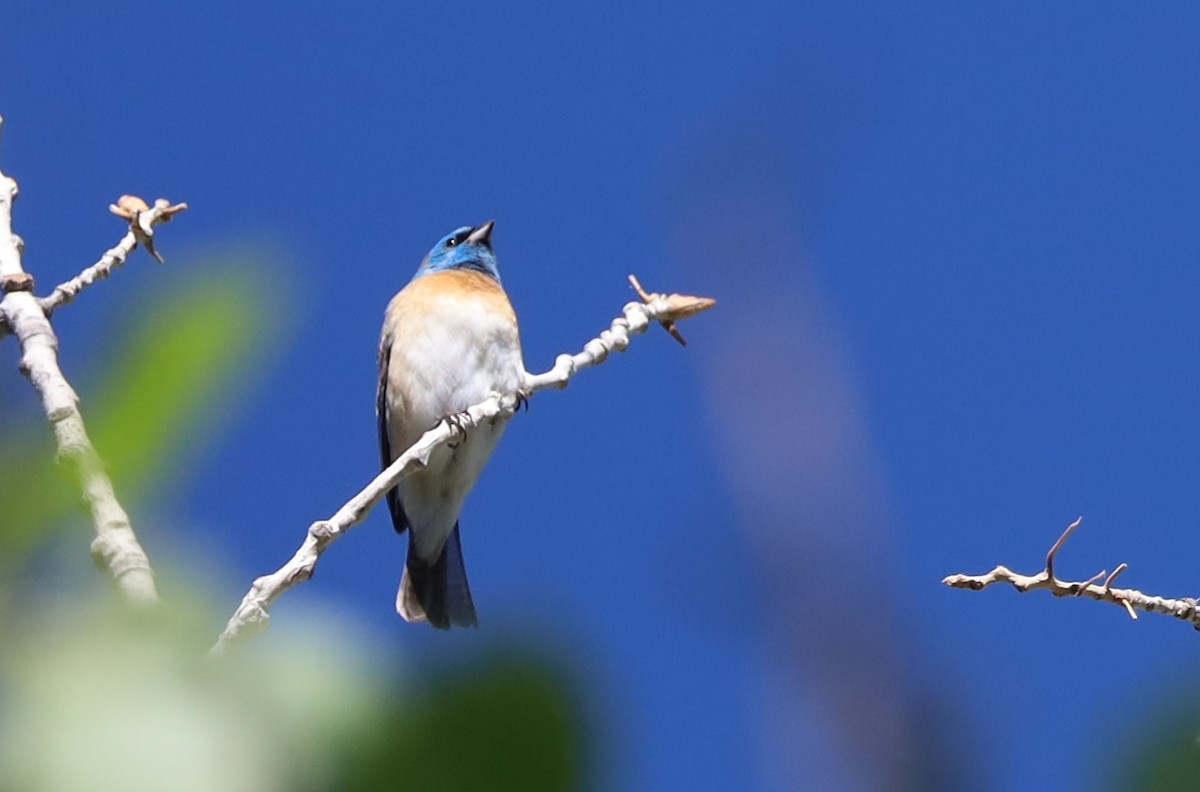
xmin=418 ymin=223 xmax=503 ymax=281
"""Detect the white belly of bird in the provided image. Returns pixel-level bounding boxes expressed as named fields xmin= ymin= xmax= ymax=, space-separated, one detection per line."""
xmin=388 ymin=301 xmax=523 ymax=560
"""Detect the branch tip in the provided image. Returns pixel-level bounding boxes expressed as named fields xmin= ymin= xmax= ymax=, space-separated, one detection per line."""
xmin=1045 ymin=516 xmax=1084 ymax=580
xmin=109 ymin=194 xmax=152 ymax=218
xmin=108 ymin=194 xmax=188 ymax=263
xmin=1102 ymin=563 xmax=1128 ymax=593
xmin=627 ymin=274 xmax=715 ymax=347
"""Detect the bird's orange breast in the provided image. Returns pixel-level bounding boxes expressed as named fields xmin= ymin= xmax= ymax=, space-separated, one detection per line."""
xmin=389 ymin=269 xmax=516 ymax=325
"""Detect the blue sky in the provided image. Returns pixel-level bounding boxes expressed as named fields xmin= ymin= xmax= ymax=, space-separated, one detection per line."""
xmin=6 ymin=2 xmax=1200 ymax=789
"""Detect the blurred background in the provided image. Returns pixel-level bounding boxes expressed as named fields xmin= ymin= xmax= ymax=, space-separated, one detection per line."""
xmin=3 ymin=2 xmax=1200 ymax=790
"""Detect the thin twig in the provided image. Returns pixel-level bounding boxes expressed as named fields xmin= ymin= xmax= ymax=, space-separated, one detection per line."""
xmin=0 ymin=117 xmax=167 ymax=604
xmin=1075 ymin=569 xmax=1107 ymax=595
xmin=0 ymin=197 xmax=186 ymax=340
xmin=1103 ymin=563 xmax=1129 ymax=593
xmin=1044 ymin=515 xmax=1083 ymax=581
xmin=38 ymin=195 xmax=187 ymax=316
xmin=211 ymin=279 xmax=716 ymax=655
xmin=943 ymin=517 xmax=1200 ymax=629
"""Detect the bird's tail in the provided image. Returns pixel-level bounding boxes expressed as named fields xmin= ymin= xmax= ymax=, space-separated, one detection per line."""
xmin=396 ymin=523 xmax=478 ymax=629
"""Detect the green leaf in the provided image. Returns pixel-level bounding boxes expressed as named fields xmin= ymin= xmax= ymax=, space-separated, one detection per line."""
xmin=87 ymin=260 xmax=274 ymax=501
xmin=337 ymin=652 xmax=588 ymax=792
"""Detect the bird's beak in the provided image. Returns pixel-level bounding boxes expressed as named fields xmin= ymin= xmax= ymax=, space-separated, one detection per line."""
xmin=467 ymin=220 xmax=495 ymax=246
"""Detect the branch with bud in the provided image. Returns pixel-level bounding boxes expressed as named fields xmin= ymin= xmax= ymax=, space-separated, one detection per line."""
xmin=0 ymin=117 xmax=187 ymax=604
xmin=38 ymin=195 xmax=187 ymax=316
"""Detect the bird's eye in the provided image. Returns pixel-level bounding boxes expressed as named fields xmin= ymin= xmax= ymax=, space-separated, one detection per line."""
xmin=446 ymin=238 xmax=458 ymax=248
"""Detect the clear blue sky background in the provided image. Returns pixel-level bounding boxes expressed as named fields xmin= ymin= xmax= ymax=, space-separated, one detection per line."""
xmin=6 ymin=3 xmax=1200 ymax=790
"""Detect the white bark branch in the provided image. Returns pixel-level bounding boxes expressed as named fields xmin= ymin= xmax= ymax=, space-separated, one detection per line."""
xmin=943 ymin=517 xmax=1200 ymax=630
xmin=211 ymin=279 xmax=716 ymax=655
xmin=0 ymin=117 xmax=162 ymax=605
xmin=0 ymin=196 xmax=186 ymax=340
xmin=39 ymin=196 xmax=188 ymax=316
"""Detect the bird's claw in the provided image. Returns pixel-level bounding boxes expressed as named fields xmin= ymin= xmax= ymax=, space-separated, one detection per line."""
xmin=514 ymin=389 xmax=531 ymax=414
xmin=442 ymin=412 xmax=470 ymax=448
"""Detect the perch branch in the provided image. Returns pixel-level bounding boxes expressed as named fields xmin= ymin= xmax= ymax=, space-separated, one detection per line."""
xmin=943 ymin=517 xmax=1200 ymax=629
xmin=211 ymin=278 xmax=716 ymax=655
xmin=0 ymin=117 xmax=168 ymax=605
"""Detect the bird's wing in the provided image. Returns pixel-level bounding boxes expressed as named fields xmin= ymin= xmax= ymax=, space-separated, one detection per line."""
xmin=377 ymin=331 xmax=410 ymax=534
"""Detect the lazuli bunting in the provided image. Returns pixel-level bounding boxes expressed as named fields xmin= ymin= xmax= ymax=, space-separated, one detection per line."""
xmin=377 ymin=220 xmax=524 ymax=628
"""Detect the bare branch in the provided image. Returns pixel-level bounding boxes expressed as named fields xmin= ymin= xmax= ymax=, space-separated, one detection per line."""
xmin=39 ymin=195 xmax=188 ymax=316
xmin=0 ymin=197 xmax=186 ymax=341
xmin=0 ymin=117 xmax=160 ymax=605
xmin=211 ymin=278 xmax=716 ymax=655
xmin=943 ymin=517 xmax=1200 ymax=630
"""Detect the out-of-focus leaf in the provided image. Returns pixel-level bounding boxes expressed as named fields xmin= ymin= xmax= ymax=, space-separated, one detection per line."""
xmin=0 ymin=428 xmax=72 ymax=559
xmin=338 ymin=653 xmax=588 ymax=792
xmin=1114 ymin=702 xmax=1200 ymax=792
xmin=87 ymin=261 xmax=274 ymax=501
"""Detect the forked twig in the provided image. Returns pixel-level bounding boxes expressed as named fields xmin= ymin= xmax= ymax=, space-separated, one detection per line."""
xmin=944 ymin=517 xmax=1200 ymax=629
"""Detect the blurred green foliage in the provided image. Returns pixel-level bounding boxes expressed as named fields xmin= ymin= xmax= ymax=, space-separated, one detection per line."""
xmin=1112 ymin=700 xmax=1200 ymax=792
xmin=339 ymin=654 xmax=587 ymax=792
xmin=86 ymin=268 xmax=265 ymax=501
xmin=0 ymin=257 xmax=587 ymax=791
xmin=0 ymin=421 xmax=66 ymax=562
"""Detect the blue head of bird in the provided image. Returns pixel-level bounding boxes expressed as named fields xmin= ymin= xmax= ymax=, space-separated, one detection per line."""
xmin=419 ymin=220 xmax=500 ymax=281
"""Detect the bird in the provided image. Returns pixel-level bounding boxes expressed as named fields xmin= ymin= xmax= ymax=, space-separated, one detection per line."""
xmin=376 ymin=220 xmax=525 ymax=628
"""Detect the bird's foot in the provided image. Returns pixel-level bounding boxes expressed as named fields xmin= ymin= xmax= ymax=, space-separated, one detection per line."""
xmin=442 ymin=412 xmax=470 ymax=448
xmin=514 ymin=388 xmax=531 ymax=414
